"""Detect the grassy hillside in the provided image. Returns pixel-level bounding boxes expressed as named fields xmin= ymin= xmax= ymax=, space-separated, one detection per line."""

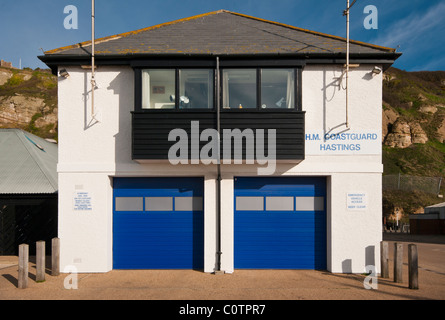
xmin=382 ymin=67 xmax=445 ymax=219
xmin=0 ymin=67 xmax=58 ymax=140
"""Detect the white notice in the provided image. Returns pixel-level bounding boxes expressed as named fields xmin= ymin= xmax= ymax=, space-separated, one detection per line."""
xmin=347 ymin=192 xmax=367 ymax=211
xmin=74 ymin=191 xmax=92 ymax=211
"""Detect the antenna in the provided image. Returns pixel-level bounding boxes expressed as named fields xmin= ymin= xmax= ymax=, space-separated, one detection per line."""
xmin=342 ymin=0 xmax=357 ymax=129
xmin=91 ymin=0 xmax=98 ymax=122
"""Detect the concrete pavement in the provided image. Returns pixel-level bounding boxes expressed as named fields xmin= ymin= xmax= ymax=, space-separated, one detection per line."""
xmin=1 ymin=233 xmax=444 ymax=301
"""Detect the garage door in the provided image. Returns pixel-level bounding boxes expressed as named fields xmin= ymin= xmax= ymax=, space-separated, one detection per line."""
xmin=234 ymin=177 xmax=326 ymax=269
xmin=113 ymin=177 xmax=204 ymax=269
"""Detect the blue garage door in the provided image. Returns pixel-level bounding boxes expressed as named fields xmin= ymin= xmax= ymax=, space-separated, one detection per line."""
xmin=234 ymin=177 xmax=326 ymax=269
xmin=113 ymin=177 xmax=204 ymax=269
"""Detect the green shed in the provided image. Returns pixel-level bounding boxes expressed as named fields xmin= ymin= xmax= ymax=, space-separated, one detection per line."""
xmin=0 ymin=129 xmax=58 ymax=255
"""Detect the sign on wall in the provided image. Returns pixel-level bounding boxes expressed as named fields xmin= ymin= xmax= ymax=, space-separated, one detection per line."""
xmin=347 ymin=192 xmax=367 ymax=211
xmin=73 ymin=191 xmax=92 ymax=211
xmin=305 ymin=130 xmax=381 ymax=155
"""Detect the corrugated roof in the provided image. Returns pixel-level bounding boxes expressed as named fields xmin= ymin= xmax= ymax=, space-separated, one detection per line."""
xmin=0 ymin=129 xmax=57 ymax=194
xmin=43 ymin=10 xmax=397 ymax=57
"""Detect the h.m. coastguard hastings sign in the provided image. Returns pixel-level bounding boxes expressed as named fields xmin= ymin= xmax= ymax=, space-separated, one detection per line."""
xmin=305 ymin=130 xmax=381 ymax=155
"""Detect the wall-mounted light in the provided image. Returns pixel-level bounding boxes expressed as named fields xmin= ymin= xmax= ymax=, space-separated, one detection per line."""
xmin=59 ymin=68 xmax=70 ymax=78
xmin=372 ymin=66 xmax=382 ymax=75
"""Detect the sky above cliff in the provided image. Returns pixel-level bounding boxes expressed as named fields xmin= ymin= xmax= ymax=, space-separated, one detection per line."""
xmin=1 ymin=0 xmax=444 ymax=71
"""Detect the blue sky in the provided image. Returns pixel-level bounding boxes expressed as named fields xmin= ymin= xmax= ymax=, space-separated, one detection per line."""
xmin=1 ymin=0 xmax=444 ymax=71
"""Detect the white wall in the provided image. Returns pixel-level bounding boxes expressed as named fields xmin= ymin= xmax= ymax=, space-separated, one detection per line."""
xmin=303 ymin=65 xmax=383 ymax=273
xmin=58 ymin=173 xmax=113 ymax=272
xmin=57 ymin=64 xmax=383 ymax=273
xmin=328 ymin=173 xmax=382 ymax=273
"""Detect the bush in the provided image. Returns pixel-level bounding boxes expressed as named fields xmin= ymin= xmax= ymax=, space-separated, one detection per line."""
xmin=7 ymin=74 xmax=24 ymax=86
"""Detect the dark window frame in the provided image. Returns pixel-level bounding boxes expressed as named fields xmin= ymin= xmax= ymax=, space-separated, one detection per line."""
xmin=135 ymin=68 xmax=216 ymax=112
xmin=134 ymin=62 xmax=302 ymax=112
xmin=220 ymin=67 xmax=300 ymax=112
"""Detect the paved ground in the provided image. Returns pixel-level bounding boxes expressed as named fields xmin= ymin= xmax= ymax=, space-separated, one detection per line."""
xmin=1 ymin=233 xmax=444 ymax=302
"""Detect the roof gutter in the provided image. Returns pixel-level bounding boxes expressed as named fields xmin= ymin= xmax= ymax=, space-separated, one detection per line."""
xmin=39 ymin=51 xmax=401 ymax=75
xmin=39 ymin=51 xmax=401 ymax=61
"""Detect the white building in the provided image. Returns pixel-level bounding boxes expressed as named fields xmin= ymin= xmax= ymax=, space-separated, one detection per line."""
xmin=39 ymin=10 xmax=401 ymax=273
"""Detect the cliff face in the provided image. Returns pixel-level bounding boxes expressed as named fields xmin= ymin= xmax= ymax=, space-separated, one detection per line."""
xmin=384 ymin=118 xmax=429 ymax=148
xmin=0 ymin=66 xmax=58 ymax=140
xmin=381 ymin=68 xmax=445 ymax=219
xmin=382 ymin=68 xmax=445 ymax=148
xmin=381 ymin=68 xmax=445 ymax=179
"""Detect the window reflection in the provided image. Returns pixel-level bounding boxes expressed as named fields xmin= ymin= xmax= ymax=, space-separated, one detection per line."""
xmin=222 ymin=69 xmax=257 ymax=109
xmin=179 ymin=69 xmax=213 ymax=109
xmin=261 ymin=69 xmax=294 ymax=109
xmin=141 ymin=69 xmax=175 ymax=109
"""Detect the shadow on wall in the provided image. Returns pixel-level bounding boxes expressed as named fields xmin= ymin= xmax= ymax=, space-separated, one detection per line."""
xmin=107 ymin=67 xmax=135 ymax=165
xmin=83 ymin=70 xmax=99 ymax=130
xmin=321 ymin=66 xmax=375 ymax=140
xmin=341 ymin=245 xmax=376 ymax=273
xmin=342 ymin=259 xmax=352 ymax=273
xmin=322 ymin=67 xmax=346 ymax=140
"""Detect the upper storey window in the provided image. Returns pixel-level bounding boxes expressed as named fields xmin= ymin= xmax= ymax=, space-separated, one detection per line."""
xmin=261 ymin=69 xmax=295 ymax=109
xmin=222 ymin=69 xmax=257 ymax=109
xmin=142 ymin=69 xmax=214 ymax=110
xmin=222 ymin=68 xmax=295 ymax=110
xmin=137 ymin=66 xmax=300 ymax=111
xmin=179 ymin=69 xmax=214 ymax=109
xmin=142 ymin=69 xmax=175 ymax=109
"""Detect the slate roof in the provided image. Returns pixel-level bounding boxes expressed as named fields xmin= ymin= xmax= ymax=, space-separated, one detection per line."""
xmin=42 ymin=10 xmax=398 ymax=58
xmin=0 ymin=129 xmax=57 ymax=194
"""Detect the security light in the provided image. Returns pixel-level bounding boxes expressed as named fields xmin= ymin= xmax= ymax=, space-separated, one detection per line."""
xmin=59 ymin=68 xmax=70 ymax=78
xmin=372 ymin=66 xmax=382 ymax=75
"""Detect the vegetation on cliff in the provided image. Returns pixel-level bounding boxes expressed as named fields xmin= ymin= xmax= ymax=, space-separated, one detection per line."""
xmin=0 ymin=66 xmax=57 ymax=140
xmin=382 ymin=67 xmax=445 ymax=220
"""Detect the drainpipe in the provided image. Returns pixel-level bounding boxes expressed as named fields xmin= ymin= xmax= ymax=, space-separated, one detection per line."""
xmin=215 ymin=56 xmax=223 ymax=273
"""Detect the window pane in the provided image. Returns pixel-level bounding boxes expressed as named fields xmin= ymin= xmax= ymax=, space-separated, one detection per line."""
xmin=295 ymin=197 xmax=324 ymax=211
xmin=222 ymin=69 xmax=257 ymax=109
xmin=145 ymin=197 xmax=173 ymax=211
xmin=142 ymin=69 xmax=175 ymax=109
xmin=115 ymin=197 xmax=143 ymax=212
xmin=179 ymin=69 xmax=213 ymax=109
xmin=175 ymin=197 xmax=203 ymax=211
xmin=266 ymin=197 xmax=294 ymax=211
xmin=236 ymin=196 xmax=264 ymax=211
xmin=261 ymin=69 xmax=294 ymax=109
